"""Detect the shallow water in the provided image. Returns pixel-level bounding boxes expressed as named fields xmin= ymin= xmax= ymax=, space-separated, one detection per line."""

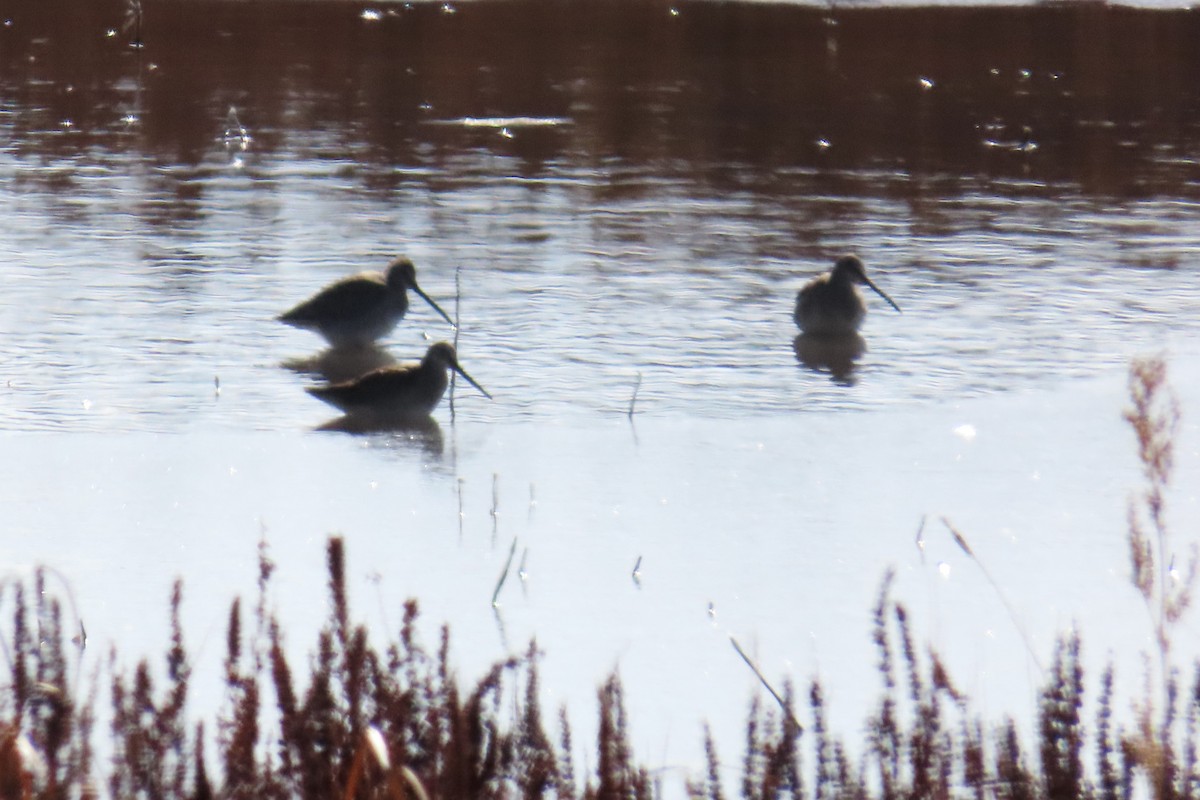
xmin=5 ymin=0 xmax=1200 ymax=431
xmin=2 ymin=0 xmax=1200 ymax=790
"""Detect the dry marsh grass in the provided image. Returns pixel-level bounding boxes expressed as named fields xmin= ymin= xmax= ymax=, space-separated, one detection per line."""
xmin=1 ymin=355 xmax=1195 ymax=799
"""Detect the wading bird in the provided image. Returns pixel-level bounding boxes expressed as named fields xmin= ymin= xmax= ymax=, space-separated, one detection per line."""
xmin=278 ymin=257 xmax=454 ymax=347
xmin=307 ymin=341 xmax=491 ymax=422
xmin=794 ymin=254 xmax=901 ymax=336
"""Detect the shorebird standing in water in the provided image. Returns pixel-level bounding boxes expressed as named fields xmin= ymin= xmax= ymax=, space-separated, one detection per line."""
xmin=794 ymin=254 xmax=901 ymax=336
xmin=278 ymin=257 xmax=455 ymax=348
xmin=307 ymin=341 xmax=491 ymax=422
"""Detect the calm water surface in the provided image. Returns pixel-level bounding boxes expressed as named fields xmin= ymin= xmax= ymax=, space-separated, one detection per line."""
xmin=2 ymin=0 xmax=1200 ymax=789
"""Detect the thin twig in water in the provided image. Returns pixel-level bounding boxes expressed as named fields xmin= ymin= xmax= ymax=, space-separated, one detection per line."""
xmin=941 ymin=516 xmax=1044 ymax=674
xmin=945 ymin=519 xmax=973 ymax=557
xmin=628 ymin=372 xmax=643 ymax=420
xmin=453 ymin=262 xmax=462 ymax=348
xmin=914 ymin=514 xmax=927 ymax=564
xmin=450 ymin=265 xmax=462 ymax=421
xmin=518 ymin=547 xmax=529 ymax=597
xmin=490 ymin=473 xmax=500 ymax=543
xmin=491 ymin=537 xmax=519 ymax=607
xmin=730 ymin=636 xmax=803 ymax=733
xmin=457 ymin=478 xmax=465 ymax=541
xmin=124 ymin=0 xmax=143 ymax=48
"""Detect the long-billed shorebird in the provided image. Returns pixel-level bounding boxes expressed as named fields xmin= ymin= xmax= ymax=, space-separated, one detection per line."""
xmin=794 ymin=254 xmax=901 ymax=336
xmin=278 ymin=257 xmax=455 ymax=348
xmin=307 ymin=341 xmax=491 ymax=421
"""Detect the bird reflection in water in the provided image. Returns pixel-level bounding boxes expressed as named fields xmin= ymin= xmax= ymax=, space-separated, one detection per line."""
xmin=281 ymin=343 xmax=397 ymax=385
xmin=315 ymin=413 xmax=446 ymax=455
xmin=793 ymin=332 xmax=866 ymax=386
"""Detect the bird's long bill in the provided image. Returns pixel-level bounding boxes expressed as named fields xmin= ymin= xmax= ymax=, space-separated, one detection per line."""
xmin=453 ymin=363 xmax=493 ymax=400
xmin=863 ymin=277 xmax=902 ymax=313
xmin=413 ymin=285 xmax=457 ymax=327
